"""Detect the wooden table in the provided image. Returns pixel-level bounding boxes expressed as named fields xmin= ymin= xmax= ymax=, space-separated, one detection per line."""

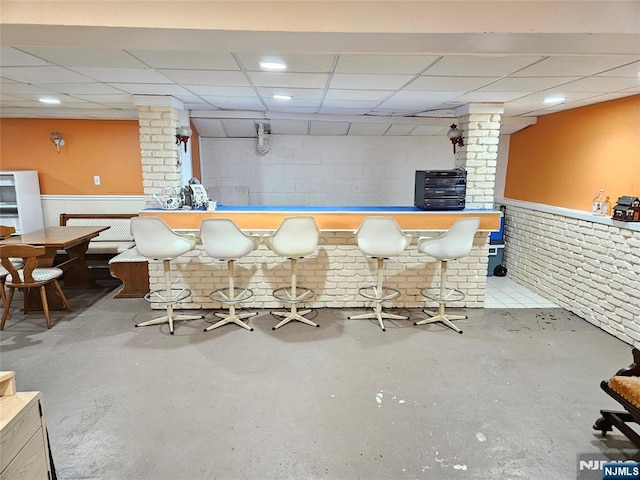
xmin=0 ymin=226 xmax=109 ymax=309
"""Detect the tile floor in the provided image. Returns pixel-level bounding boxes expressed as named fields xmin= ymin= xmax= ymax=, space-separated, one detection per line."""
xmin=484 ymin=276 xmax=560 ymax=309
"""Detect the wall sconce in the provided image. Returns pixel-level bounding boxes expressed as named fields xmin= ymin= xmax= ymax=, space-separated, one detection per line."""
xmin=50 ymin=131 xmax=65 ymax=153
xmin=175 ymin=125 xmax=192 ymax=153
xmin=447 ymin=123 xmax=464 ymax=154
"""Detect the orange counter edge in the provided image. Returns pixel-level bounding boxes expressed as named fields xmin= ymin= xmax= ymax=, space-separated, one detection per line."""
xmin=140 ymin=210 xmax=501 ymax=231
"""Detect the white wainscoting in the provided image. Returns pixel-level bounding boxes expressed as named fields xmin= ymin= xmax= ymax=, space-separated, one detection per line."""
xmin=41 ymin=195 xmax=146 ymax=227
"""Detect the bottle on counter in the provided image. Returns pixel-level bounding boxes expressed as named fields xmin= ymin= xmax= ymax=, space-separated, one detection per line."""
xmin=592 ymin=189 xmax=606 ymax=215
xmin=603 ymin=196 xmax=611 ymax=216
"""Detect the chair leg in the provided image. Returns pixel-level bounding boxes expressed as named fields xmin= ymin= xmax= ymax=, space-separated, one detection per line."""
xmin=415 ymin=261 xmax=465 ymax=334
xmin=135 ymin=259 xmax=202 ymax=334
xmin=205 ymin=260 xmax=256 ymax=332
xmin=0 ymin=278 xmax=6 ymax=306
xmin=39 ymin=285 xmax=52 ymax=329
xmin=272 ymin=258 xmax=318 ymax=330
xmin=51 ymin=280 xmax=72 ymax=311
xmin=348 ymin=257 xmax=407 ymax=331
xmin=0 ymin=287 xmax=15 ymax=330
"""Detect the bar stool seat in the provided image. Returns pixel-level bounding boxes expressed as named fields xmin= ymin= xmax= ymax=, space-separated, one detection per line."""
xmin=131 ymin=216 xmax=203 ymax=334
xmin=415 ymin=217 xmax=480 ymax=334
xmin=263 ymin=216 xmax=320 ymax=330
xmin=200 ymin=218 xmax=260 ymax=332
xmin=348 ymin=217 xmax=412 ymax=331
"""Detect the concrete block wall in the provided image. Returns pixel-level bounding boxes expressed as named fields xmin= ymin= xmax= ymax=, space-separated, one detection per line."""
xmin=147 ymin=231 xmax=489 ymax=311
xmin=504 ymin=204 xmax=640 ymax=345
xmin=200 ymin=136 xmax=454 ymax=206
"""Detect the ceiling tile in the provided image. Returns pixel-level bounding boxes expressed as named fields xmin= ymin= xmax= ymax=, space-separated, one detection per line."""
xmin=324 ymin=89 xmax=393 ymax=101
xmin=512 ymin=56 xmax=640 ymax=77
xmin=318 ymin=106 xmax=372 ymax=115
xmin=410 ymin=125 xmax=449 ymax=136
xmin=377 ymin=91 xmax=462 ymax=111
xmin=270 ymin=119 xmax=309 ymax=135
xmin=200 ymin=96 xmax=264 ymax=110
xmin=0 ymin=83 xmax=59 ymax=95
xmin=71 ymin=94 xmax=133 ymax=103
xmin=477 ymin=77 xmax=580 ymax=92
xmin=423 ymin=55 xmax=544 ymax=77
xmin=20 ymin=47 xmax=147 ymax=68
xmin=186 ymin=85 xmax=256 ymax=96
xmin=69 ymin=67 xmax=171 ymax=83
xmin=34 ymin=82 xmax=126 ymax=95
xmin=335 ymin=54 xmax=439 ymax=74
xmin=236 ymin=53 xmax=336 ymax=73
xmin=596 ymin=61 xmax=640 ymax=77
xmin=191 ymin=118 xmax=227 ymax=137
xmin=407 ymin=76 xmax=496 ymax=91
xmin=330 ymin=74 xmax=413 ymax=90
xmin=1 ymin=47 xmax=50 ymax=66
xmin=128 ymin=50 xmax=240 ymax=70
xmin=454 ymin=91 xmax=532 ymax=102
xmin=321 ymin=99 xmax=382 ymax=109
xmin=248 ymin=72 xmax=329 ymax=89
xmin=557 ymin=76 xmax=640 ymax=92
xmin=1 ymin=66 xmax=95 ymax=83
xmin=310 ymin=121 xmax=350 ymax=135
xmin=222 ymin=119 xmax=260 ymax=137
xmin=159 ymin=69 xmax=249 ymax=86
xmin=347 ymin=123 xmax=390 ymax=136
xmin=110 ymin=83 xmax=193 ymax=95
xmin=385 ymin=124 xmax=416 ymax=136
xmin=257 ymin=87 xmax=324 ymax=99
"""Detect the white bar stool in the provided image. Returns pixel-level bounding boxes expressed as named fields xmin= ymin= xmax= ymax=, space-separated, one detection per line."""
xmin=131 ymin=216 xmax=203 ymax=334
xmin=263 ymin=216 xmax=320 ymax=330
xmin=200 ymin=218 xmax=260 ymax=332
xmin=348 ymin=217 xmax=412 ymax=331
xmin=415 ymin=217 xmax=480 ymax=334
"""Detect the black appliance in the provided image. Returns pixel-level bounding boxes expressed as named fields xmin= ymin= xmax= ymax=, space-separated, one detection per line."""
xmin=414 ymin=168 xmax=467 ymax=210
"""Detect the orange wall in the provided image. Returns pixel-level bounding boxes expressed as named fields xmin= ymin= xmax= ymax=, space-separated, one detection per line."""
xmin=0 ymin=118 xmax=143 ymax=195
xmin=505 ymin=95 xmax=640 ymax=211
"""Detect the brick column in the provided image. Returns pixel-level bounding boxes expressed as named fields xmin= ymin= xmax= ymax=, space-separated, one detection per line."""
xmin=454 ymin=103 xmax=504 ymax=209
xmin=133 ymin=95 xmax=185 ymax=197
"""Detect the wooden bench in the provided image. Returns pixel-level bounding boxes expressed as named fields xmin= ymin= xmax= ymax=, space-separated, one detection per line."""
xmin=59 ymin=213 xmax=137 ymax=265
xmin=594 ymin=348 xmax=640 ymax=447
xmin=108 ymin=247 xmax=149 ymax=298
xmin=59 ymin=213 xmax=149 ymax=297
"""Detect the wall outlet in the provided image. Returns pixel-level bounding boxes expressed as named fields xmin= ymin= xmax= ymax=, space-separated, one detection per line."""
xmin=93 ymin=175 xmax=100 ymax=186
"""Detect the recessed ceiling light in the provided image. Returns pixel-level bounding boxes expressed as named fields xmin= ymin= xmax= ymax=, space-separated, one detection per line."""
xmin=544 ymin=96 xmax=566 ymax=104
xmin=272 ymin=94 xmax=292 ymax=101
xmin=39 ymin=97 xmax=61 ymax=105
xmin=260 ymin=61 xmax=287 ymax=71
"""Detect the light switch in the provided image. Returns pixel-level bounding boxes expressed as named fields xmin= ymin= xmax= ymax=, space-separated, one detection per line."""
xmin=94 ymin=175 xmax=101 ymax=186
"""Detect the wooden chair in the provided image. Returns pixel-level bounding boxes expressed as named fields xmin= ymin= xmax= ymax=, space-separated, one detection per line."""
xmin=593 ymin=348 xmax=640 ymax=447
xmin=0 ymin=244 xmax=71 ymax=330
xmin=0 ymin=226 xmax=17 ymax=305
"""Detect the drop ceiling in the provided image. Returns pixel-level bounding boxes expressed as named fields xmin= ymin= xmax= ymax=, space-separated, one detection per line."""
xmin=1 ymin=2 xmax=639 ymax=138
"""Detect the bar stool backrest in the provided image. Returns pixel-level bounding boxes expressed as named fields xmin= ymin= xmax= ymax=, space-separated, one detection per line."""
xmin=131 ymin=216 xmax=196 ymax=261
xmin=268 ymin=216 xmax=319 ymax=258
xmin=200 ymin=218 xmax=259 ymax=260
xmin=355 ymin=217 xmax=412 ymax=257
xmin=418 ymin=217 xmax=480 ymax=261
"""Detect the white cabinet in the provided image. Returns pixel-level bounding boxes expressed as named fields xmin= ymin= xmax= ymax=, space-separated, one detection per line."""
xmin=0 ymin=171 xmax=44 ymax=234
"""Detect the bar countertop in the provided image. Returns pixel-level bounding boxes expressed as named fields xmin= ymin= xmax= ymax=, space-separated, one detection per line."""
xmin=140 ymin=206 xmax=502 ymax=232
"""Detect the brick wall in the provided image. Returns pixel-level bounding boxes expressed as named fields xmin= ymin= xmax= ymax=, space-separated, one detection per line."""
xmin=137 ymin=104 xmax=183 ymax=196
xmin=503 ymin=202 xmax=640 ymax=345
xmin=147 ymin=231 xmax=490 ymax=311
xmin=456 ymin=113 xmax=500 ymax=209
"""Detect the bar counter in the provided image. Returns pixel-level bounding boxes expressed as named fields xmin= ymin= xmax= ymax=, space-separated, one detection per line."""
xmin=138 ymin=206 xmax=501 ymax=311
xmin=140 ymin=205 xmax=501 ymax=232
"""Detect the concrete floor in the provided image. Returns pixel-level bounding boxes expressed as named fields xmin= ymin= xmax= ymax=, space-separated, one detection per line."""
xmin=1 ymin=279 xmax=639 ymax=480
